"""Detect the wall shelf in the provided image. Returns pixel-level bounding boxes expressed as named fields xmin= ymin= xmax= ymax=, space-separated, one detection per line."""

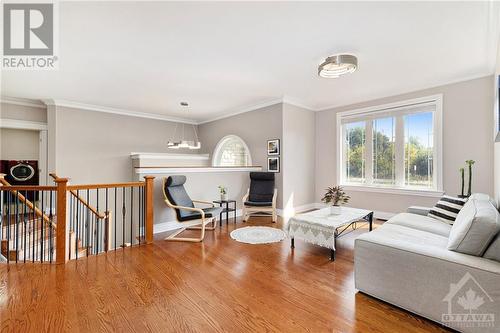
xmin=134 ymin=166 xmax=262 ymax=175
xmin=130 ymin=152 xmax=210 ymax=160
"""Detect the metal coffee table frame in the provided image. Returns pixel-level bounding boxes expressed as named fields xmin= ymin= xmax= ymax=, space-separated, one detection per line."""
xmin=290 ymin=211 xmax=373 ymax=261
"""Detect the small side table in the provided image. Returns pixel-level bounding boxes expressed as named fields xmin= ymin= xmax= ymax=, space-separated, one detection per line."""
xmin=213 ymin=200 xmax=237 ymax=226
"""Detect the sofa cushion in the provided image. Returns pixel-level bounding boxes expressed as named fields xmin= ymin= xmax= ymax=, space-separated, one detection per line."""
xmin=483 ymin=233 xmax=500 ymax=262
xmin=356 ymin=223 xmax=500 ymax=272
xmin=427 ymin=195 xmax=467 ymax=224
xmin=386 ymin=213 xmax=452 ymax=237
xmin=447 ymin=198 xmax=500 ymax=256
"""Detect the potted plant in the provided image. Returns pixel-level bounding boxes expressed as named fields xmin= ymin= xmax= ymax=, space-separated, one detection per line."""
xmin=322 ymin=186 xmax=350 ymax=215
xmin=218 ymin=185 xmax=228 ymax=201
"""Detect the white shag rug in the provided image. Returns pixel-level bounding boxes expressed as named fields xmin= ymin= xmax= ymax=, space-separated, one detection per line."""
xmin=230 ymin=226 xmax=287 ymax=244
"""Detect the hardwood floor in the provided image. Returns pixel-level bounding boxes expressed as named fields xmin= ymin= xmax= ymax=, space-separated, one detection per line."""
xmin=0 ymin=216 xmax=452 ymax=332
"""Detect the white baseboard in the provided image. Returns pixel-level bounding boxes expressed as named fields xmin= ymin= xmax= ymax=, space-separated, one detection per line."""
xmin=276 ymin=203 xmax=317 ymax=217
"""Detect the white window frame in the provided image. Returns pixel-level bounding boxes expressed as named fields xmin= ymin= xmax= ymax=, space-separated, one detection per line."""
xmin=212 ymin=134 xmax=252 ymax=167
xmin=336 ymin=94 xmax=443 ymax=197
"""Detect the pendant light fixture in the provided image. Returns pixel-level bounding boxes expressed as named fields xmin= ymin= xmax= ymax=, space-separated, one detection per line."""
xmin=167 ymin=102 xmax=201 ymax=150
xmin=318 ymin=54 xmax=358 ymax=78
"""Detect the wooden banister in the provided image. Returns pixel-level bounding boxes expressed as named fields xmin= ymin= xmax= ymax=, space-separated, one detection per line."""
xmin=50 ymin=173 xmax=106 ymax=219
xmin=0 ymin=173 xmax=55 ymax=227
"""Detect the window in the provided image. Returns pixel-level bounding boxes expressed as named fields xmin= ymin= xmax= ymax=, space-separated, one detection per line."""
xmin=338 ymin=96 xmax=442 ymax=192
xmin=213 ymin=135 xmax=252 ymax=166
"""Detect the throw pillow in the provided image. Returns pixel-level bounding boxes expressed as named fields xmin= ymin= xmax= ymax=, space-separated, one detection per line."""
xmin=428 ymin=195 xmax=467 ymax=224
xmin=447 ymin=198 xmax=500 ymax=256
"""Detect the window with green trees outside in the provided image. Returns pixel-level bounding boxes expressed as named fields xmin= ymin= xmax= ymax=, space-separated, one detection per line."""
xmin=340 ymin=98 xmax=440 ymax=191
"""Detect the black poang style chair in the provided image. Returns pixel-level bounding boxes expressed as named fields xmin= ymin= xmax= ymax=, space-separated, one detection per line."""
xmin=162 ymin=175 xmax=222 ymax=242
xmin=242 ymin=172 xmax=277 ymax=223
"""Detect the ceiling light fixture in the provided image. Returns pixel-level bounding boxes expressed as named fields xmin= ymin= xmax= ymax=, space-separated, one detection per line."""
xmin=167 ymin=102 xmax=201 ymax=150
xmin=318 ymin=54 xmax=358 ymax=78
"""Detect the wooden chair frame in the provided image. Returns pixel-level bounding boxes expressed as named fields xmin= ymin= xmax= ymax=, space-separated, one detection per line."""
xmin=242 ymin=188 xmax=278 ymax=223
xmin=162 ymin=178 xmax=216 ymax=242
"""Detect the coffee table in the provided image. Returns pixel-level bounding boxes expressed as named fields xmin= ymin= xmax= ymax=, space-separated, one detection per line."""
xmin=287 ymin=207 xmax=373 ymax=261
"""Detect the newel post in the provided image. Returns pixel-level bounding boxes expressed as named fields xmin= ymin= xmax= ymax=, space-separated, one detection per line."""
xmin=55 ymin=177 xmax=69 ymax=264
xmin=144 ymin=176 xmax=155 ymax=244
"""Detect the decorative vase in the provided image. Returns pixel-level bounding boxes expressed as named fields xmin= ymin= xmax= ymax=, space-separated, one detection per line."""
xmin=221 ymin=193 xmax=228 ymax=201
xmin=330 ymin=205 xmax=341 ymax=215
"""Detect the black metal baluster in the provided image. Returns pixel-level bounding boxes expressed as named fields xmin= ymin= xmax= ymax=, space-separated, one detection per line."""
xmin=49 ymin=190 xmax=53 ymax=263
xmin=114 ymin=187 xmax=117 ymax=250
xmin=23 ymin=190 xmax=27 ymax=263
xmin=32 ymin=190 xmax=36 ymax=263
xmin=0 ymin=190 xmax=3 ymax=260
xmin=130 ymin=187 xmax=133 ymax=246
xmin=96 ymin=188 xmax=99 ymax=254
xmin=68 ymin=194 xmax=73 ymax=260
xmin=138 ymin=187 xmax=142 ymax=245
xmin=7 ymin=192 xmax=11 ymax=263
xmin=122 ymin=187 xmax=125 ymax=247
xmin=86 ymin=189 xmax=90 ymax=257
xmin=6 ymin=191 xmax=11 ymax=264
xmin=40 ymin=190 xmax=44 ymax=263
xmin=15 ymin=191 xmax=19 ymax=263
xmin=105 ymin=188 xmax=108 ymax=252
xmin=76 ymin=190 xmax=80 ymax=260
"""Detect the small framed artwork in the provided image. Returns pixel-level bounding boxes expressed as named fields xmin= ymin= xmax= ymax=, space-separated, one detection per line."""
xmin=267 ymin=139 xmax=280 ymax=156
xmin=267 ymin=157 xmax=280 ymax=173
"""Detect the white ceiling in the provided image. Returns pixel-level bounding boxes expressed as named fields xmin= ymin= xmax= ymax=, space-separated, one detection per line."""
xmin=2 ymin=1 xmax=499 ymax=122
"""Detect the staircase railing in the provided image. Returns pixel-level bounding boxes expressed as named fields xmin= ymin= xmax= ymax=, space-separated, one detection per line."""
xmin=50 ymin=173 xmax=106 ymax=219
xmin=0 ymin=173 xmax=155 ymax=264
xmin=0 ymin=175 xmax=54 ymax=227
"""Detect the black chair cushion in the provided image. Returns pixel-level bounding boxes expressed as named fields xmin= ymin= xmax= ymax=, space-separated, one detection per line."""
xmin=244 ymin=201 xmax=273 ymax=207
xmin=178 ymin=207 xmax=223 ymax=222
xmin=164 ymin=176 xmax=195 ymax=220
xmin=249 ymin=172 xmax=275 ymax=202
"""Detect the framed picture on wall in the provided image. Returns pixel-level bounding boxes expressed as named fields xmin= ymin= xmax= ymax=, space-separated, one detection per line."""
xmin=267 ymin=157 xmax=280 ymax=173
xmin=267 ymin=139 xmax=280 ymax=155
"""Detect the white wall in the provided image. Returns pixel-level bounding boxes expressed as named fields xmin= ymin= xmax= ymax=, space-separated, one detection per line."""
xmin=198 ymin=103 xmax=284 ymax=207
xmin=52 ymin=106 xmax=197 ymax=183
xmin=0 ymin=128 xmax=39 ymax=160
xmin=0 ymin=102 xmax=47 ymax=122
xmin=316 ymin=75 xmax=495 ymax=214
xmin=494 ymin=40 xmax=500 ymax=206
xmin=282 ymin=103 xmax=315 ymax=215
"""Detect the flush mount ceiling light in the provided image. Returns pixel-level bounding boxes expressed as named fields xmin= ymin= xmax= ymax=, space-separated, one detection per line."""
xmin=318 ymin=54 xmax=358 ymax=78
xmin=167 ymin=102 xmax=201 ymax=150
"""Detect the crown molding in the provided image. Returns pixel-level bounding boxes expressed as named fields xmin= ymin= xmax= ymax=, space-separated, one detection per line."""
xmin=282 ymin=95 xmax=318 ymax=111
xmin=197 ymin=98 xmax=284 ymax=125
xmin=314 ymin=72 xmax=494 ymax=112
xmin=0 ymin=96 xmax=46 ymax=109
xmin=197 ymin=96 xmax=319 ymax=125
xmin=43 ymin=99 xmax=198 ymax=124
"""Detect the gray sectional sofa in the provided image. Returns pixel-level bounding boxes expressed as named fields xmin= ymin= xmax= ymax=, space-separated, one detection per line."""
xmin=354 ymin=194 xmax=500 ymax=333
